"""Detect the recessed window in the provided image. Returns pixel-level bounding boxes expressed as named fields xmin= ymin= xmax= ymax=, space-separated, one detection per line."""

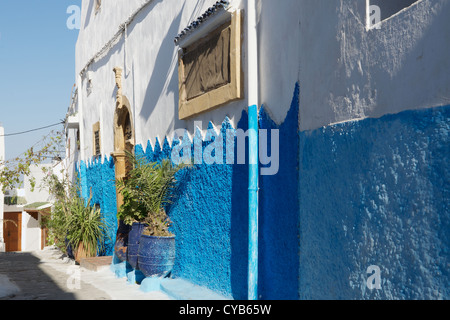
xmin=369 ymin=0 xmax=419 ymax=22
xmin=76 ymin=129 xmax=80 ymax=151
xmin=93 ymin=122 xmax=101 ymax=158
xmin=183 ymin=24 xmax=231 ymax=101
xmin=177 ymin=10 xmax=243 ymax=120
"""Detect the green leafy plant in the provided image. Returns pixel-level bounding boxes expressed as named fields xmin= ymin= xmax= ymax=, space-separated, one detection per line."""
xmin=116 ymin=152 xmax=190 ymax=237
xmin=42 ymin=199 xmax=69 ymax=254
xmin=41 ymin=171 xmax=108 ymax=258
xmin=0 ymin=130 xmax=64 ymax=192
xmin=40 ymin=170 xmax=75 ymax=254
xmin=65 ymin=195 xmax=107 ymax=258
xmin=142 ymin=209 xmax=174 ymax=237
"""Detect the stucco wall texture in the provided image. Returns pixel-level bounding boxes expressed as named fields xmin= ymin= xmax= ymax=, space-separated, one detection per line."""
xmin=78 ymin=83 xmax=449 ymax=300
xmin=132 ymin=85 xmax=300 ymax=300
xmin=78 ymin=157 xmax=118 ymax=256
xmin=298 ymin=104 xmax=449 ymax=300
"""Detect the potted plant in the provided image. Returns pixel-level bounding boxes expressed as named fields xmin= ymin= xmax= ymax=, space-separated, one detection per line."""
xmin=116 ymin=152 xmax=189 ymax=275
xmin=138 ymin=208 xmax=176 ymax=278
xmin=116 ymin=153 xmax=150 ymax=270
xmin=65 ymin=195 xmax=107 ymax=264
xmin=42 ymin=171 xmax=107 ymax=263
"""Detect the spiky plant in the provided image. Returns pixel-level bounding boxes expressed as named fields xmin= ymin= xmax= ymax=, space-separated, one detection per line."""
xmin=116 ymin=152 xmax=190 ymax=236
xmin=65 ymin=195 xmax=107 ymax=258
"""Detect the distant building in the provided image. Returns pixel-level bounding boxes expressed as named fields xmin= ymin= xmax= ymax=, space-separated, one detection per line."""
xmin=2 ymin=164 xmax=59 ymax=252
xmin=67 ymin=0 xmax=449 ymax=299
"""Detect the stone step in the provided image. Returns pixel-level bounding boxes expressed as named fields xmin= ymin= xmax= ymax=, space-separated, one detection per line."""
xmin=80 ymin=256 xmax=112 ymax=272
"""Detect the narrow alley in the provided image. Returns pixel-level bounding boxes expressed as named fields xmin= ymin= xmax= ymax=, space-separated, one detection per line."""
xmin=0 ymin=246 xmax=170 ymax=300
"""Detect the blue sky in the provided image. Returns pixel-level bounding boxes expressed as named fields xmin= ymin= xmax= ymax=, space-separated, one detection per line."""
xmin=0 ymin=0 xmax=80 ymax=161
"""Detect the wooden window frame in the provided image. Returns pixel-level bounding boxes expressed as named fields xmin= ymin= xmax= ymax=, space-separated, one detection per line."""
xmin=178 ymin=10 xmax=243 ymax=120
xmin=93 ymin=121 xmax=101 ymax=158
xmin=76 ymin=129 xmax=80 ymax=151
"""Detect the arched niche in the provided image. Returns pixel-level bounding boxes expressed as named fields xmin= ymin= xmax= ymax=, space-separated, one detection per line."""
xmin=111 ymin=67 xmax=135 ymax=210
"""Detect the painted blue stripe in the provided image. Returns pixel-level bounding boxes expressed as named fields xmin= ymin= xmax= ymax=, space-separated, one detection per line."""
xmin=248 ymin=104 xmax=259 ymax=300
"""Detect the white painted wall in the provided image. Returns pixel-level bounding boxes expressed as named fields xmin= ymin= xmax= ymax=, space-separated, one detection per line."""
xmin=64 ymin=127 xmax=79 ymax=184
xmin=75 ymin=0 xmax=251 ymax=161
xmin=75 ymin=0 xmax=149 ymax=76
xmin=21 ymin=212 xmax=41 ymax=252
xmin=74 ymin=0 xmax=450 ymax=161
xmin=24 ymin=164 xmax=52 ymax=205
xmin=297 ymin=0 xmax=450 ymax=130
xmin=21 ymin=164 xmax=56 ymax=252
xmin=65 ymin=88 xmax=81 ymax=185
xmin=1 ymin=163 xmax=52 ymax=252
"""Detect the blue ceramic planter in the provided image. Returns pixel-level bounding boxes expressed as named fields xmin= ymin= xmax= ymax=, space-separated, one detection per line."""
xmin=127 ymin=222 xmax=147 ymax=270
xmin=114 ymin=221 xmax=131 ymax=262
xmin=138 ymin=234 xmax=176 ymax=278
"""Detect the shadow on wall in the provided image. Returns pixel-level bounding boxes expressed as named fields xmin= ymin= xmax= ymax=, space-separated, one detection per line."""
xmin=134 ymin=83 xmax=301 ymax=300
xmin=138 ymin=2 xmax=183 ymax=126
xmin=76 ymin=82 xmax=301 ymax=299
xmin=82 ymin=0 xmax=95 ymax=30
xmin=366 ymin=0 xmax=450 ymax=115
xmin=298 ymin=105 xmax=450 ymax=300
xmin=295 ymin=0 xmax=450 ymax=299
xmin=299 ymin=0 xmax=450 ymax=129
xmin=370 ymin=0 xmax=420 ymax=21
xmin=258 ymin=83 xmax=300 ymax=300
xmin=134 ymin=116 xmax=248 ymax=299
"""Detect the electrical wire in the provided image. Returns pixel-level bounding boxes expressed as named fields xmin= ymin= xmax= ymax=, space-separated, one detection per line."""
xmin=0 ymin=122 xmax=63 ymax=137
xmin=2 ymin=129 xmax=64 ymax=164
xmin=79 ymin=0 xmax=156 ymax=77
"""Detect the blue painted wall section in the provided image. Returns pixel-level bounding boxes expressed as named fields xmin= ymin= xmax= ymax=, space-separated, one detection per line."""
xmin=298 ymin=105 xmax=450 ymax=300
xmin=258 ymin=83 xmax=300 ymax=300
xmin=79 ymin=84 xmax=302 ymax=300
xmin=79 ymin=156 xmax=117 ymax=256
xmin=134 ymin=85 xmax=301 ymax=299
xmin=76 ymin=84 xmax=448 ymax=300
xmin=136 ymin=118 xmax=248 ymax=299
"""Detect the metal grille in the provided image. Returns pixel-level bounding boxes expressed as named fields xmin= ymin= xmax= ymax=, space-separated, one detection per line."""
xmin=94 ymin=130 xmax=100 ymax=156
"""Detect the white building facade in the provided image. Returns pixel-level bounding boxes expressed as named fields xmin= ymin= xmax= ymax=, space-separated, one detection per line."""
xmin=2 ymin=164 xmax=56 ymax=253
xmin=69 ymin=0 xmax=450 ymax=300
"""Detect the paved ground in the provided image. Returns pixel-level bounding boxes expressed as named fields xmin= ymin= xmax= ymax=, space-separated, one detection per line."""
xmin=0 ymin=246 xmax=171 ymax=300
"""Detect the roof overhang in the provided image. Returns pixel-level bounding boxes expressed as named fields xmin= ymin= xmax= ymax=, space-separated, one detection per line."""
xmin=23 ymin=203 xmax=53 ymax=216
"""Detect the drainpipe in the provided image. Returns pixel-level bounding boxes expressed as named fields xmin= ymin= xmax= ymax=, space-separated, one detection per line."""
xmin=247 ymin=0 xmax=259 ymax=301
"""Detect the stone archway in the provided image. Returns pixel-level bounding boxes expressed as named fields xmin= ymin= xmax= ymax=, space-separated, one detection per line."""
xmin=111 ymin=67 xmax=135 ymax=210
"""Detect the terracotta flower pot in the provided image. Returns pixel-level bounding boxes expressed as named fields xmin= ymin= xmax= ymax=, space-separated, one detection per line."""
xmin=74 ymin=242 xmax=92 ymax=264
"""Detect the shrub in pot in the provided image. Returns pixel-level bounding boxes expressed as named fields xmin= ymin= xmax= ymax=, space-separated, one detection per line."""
xmin=65 ymin=195 xmax=107 ymax=264
xmin=138 ymin=209 xmax=176 ymax=278
xmin=41 ymin=170 xmax=108 ymax=262
xmin=116 ymin=152 xmax=189 ymax=275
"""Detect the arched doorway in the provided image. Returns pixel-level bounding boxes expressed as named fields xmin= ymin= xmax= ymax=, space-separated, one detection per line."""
xmin=112 ymin=96 xmax=134 ymax=210
xmin=112 ymin=67 xmax=134 ymax=210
